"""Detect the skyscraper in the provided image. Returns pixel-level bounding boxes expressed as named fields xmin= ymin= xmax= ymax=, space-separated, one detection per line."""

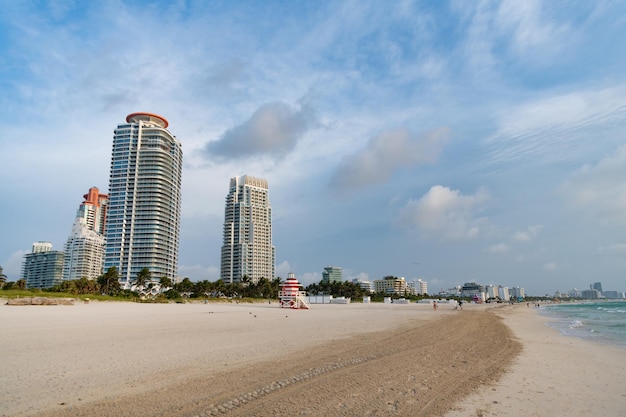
xmin=592 ymin=282 xmax=603 ymax=294
xmin=78 ymin=186 xmax=109 ymax=235
xmin=104 ymin=112 xmax=183 ymax=287
xmin=63 ymin=187 xmax=108 ymax=281
xmin=220 ymin=175 xmax=275 ymax=284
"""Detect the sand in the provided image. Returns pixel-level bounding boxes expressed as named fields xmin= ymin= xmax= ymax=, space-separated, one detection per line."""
xmin=444 ymin=304 xmax=626 ymax=417
xmin=0 ymin=300 xmax=624 ymax=416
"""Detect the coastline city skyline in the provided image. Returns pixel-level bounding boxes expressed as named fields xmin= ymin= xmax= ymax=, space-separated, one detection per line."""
xmin=2 ymin=2 xmax=626 ymax=295
xmin=11 ymin=108 xmax=625 ymax=298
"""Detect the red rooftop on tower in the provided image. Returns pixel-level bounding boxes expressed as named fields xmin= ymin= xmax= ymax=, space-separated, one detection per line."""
xmin=126 ymin=112 xmax=169 ymax=128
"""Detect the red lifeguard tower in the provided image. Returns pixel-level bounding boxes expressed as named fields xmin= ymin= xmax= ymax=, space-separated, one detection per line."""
xmin=279 ymin=272 xmax=310 ymax=309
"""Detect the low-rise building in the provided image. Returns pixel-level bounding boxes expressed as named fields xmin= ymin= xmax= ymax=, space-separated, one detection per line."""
xmin=352 ymin=278 xmax=373 ymax=293
xmin=374 ymin=276 xmax=409 ymax=295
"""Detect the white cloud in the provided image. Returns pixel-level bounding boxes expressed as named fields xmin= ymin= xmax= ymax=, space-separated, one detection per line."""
xmin=275 ymin=261 xmax=293 ymax=280
xmin=597 ymin=244 xmax=626 ymax=255
xmin=487 ymin=243 xmax=510 ymax=253
xmin=512 ymin=225 xmax=543 ymax=242
xmin=2 ymin=250 xmax=29 ymax=281
xmin=561 ymin=143 xmax=626 ymax=226
xmin=346 ymin=271 xmax=370 ymax=282
xmin=495 ymin=0 xmax=570 ymax=57
xmin=485 ymin=85 xmax=626 ymax=169
xmin=397 ymin=185 xmax=490 ymax=241
xmin=299 ymin=272 xmax=322 ymax=287
xmin=543 ymin=262 xmax=557 ymax=271
xmin=330 ymin=127 xmax=450 ymax=191
xmin=203 ymin=99 xmax=317 ymax=161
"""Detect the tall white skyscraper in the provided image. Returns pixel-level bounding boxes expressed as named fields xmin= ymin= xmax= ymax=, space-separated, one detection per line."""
xmin=220 ymin=175 xmax=275 ymax=284
xmin=104 ymin=112 xmax=183 ymax=287
xmin=63 ymin=187 xmax=108 ymax=281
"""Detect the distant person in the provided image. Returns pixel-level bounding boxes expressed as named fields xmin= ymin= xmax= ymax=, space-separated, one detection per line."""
xmin=433 ymin=301 xmax=438 ymax=311
xmin=458 ymin=300 xmax=463 ymax=310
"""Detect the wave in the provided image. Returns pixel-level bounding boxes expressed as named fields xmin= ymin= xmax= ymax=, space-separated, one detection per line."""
xmin=568 ymin=320 xmax=585 ymax=329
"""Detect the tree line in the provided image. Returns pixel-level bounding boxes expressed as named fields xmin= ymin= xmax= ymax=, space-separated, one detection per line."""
xmin=1 ymin=264 xmax=373 ymax=301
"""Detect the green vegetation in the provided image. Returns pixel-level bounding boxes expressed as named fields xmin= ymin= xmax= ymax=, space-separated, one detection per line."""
xmin=0 ymin=265 xmax=451 ymax=303
xmin=305 ymin=280 xmax=369 ymax=300
xmin=0 ymin=265 xmax=7 ymax=288
xmin=0 ymin=288 xmax=132 ymax=302
xmin=0 ymin=270 xmax=286 ymax=303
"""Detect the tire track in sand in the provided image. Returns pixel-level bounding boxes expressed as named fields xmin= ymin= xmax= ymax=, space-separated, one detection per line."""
xmin=178 ymin=310 xmax=520 ymax=417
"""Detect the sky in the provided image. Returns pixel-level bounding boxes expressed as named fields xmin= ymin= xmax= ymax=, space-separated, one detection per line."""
xmin=1 ymin=0 xmax=626 ymax=296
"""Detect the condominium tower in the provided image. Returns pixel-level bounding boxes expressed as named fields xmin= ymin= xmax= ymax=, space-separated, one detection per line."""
xmin=63 ymin=187 xmax=108 ymax=281
xmin=104 ymin=113 xmax=183 ymax=287
xmin=22 ymin=242 xmax=64 ymax=289
xmin=79 ymin=187 xmax=109 ymax=234
xmin=220 ymin=175 xmax=275 ymax=284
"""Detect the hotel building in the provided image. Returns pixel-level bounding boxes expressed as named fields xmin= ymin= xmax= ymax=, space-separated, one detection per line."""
xmin=322 ymin=266 xmax=342 ymax=283
xmin=104 ymin=113 xmax=183 ymax=287
xmin=63 ymin=187 xmax=108 ymax=281
xmin=416 ymin=278 xmax=428 ymax=295
xmin=374 ymin=276 xmax=409 ymax=295
xmin=220 ymin=175 xmax=275 ymax=284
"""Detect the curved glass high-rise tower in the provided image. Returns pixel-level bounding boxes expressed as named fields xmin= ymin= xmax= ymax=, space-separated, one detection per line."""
xmin=104 ymin=112 xmax=183 ymax=287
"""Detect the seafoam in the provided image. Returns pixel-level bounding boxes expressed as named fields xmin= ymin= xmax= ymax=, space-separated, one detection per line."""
xmin=541 ymin=300 xmax=626 ymax=349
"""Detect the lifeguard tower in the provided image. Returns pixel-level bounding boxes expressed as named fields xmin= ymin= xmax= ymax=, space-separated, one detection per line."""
xmin=279 ymin=272 xmax=310 ymax=309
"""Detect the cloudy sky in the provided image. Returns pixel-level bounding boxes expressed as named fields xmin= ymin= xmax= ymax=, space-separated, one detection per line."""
xmin=2 ymin=0 xmax=626 ymax=296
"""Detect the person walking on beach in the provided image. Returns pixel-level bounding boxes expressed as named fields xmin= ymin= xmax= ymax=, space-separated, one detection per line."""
xmin=433 ymin=301 xmax=438 ymax=311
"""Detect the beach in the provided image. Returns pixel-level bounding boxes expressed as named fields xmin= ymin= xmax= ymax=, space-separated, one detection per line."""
xmin=445 ymin=304 xmax=626 ymax=417
xmin=0 ymin=300 xmax=624 ymax=416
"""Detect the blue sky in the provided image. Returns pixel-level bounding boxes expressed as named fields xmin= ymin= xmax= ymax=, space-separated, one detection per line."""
xmin=2 ymin=0 xmax=626 ymax=296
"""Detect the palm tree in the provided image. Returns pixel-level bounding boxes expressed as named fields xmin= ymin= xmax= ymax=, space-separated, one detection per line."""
xmin=97 ymin=267 xmax=120 ymax=296
xmin=194 ymin=280 xmax=212 ymax=297
xmin=75 ymin=277 xmax=99 ymax=294
xmin=135 ymin=268 xmax=151 ymax=291
xmin=240 ymin=275 xmax=251 ymax=297
xmin=271 ymin=277 xmax=283 ymax=299
xmin=215 ymin=279 xmax=225 ymax=297
xmin=159 ymin=276 xmax=172 ymax=290
xmin=0 ymin=265 xmax=7 ymax=288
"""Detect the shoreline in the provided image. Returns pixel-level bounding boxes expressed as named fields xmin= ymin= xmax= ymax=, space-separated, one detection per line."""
xmin=444 ymin=304 xmax=626 ymax=417
xmin=1 ymin=301 xmax=624 ymax=416
xmin=539 ymin=301 xmax=626 ymax=350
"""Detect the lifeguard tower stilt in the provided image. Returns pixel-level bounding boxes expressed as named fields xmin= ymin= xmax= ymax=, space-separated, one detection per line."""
xmin=279 ymin=272 xmax=310 ymax=309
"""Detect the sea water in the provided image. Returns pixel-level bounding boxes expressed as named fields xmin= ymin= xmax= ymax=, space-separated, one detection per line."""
xmin=541 ymin=300 xmax=626 ymax=349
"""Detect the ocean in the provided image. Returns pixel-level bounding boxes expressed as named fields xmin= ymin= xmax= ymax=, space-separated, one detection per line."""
xmin=541 ymin=300 xmax=626 ymax=349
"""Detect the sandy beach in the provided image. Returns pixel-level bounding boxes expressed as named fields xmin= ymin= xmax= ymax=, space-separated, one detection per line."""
xmin=0 ymin=300 xmax=624 ymax=416
xmin=445 ymin=304 xmax=626 ymax=417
